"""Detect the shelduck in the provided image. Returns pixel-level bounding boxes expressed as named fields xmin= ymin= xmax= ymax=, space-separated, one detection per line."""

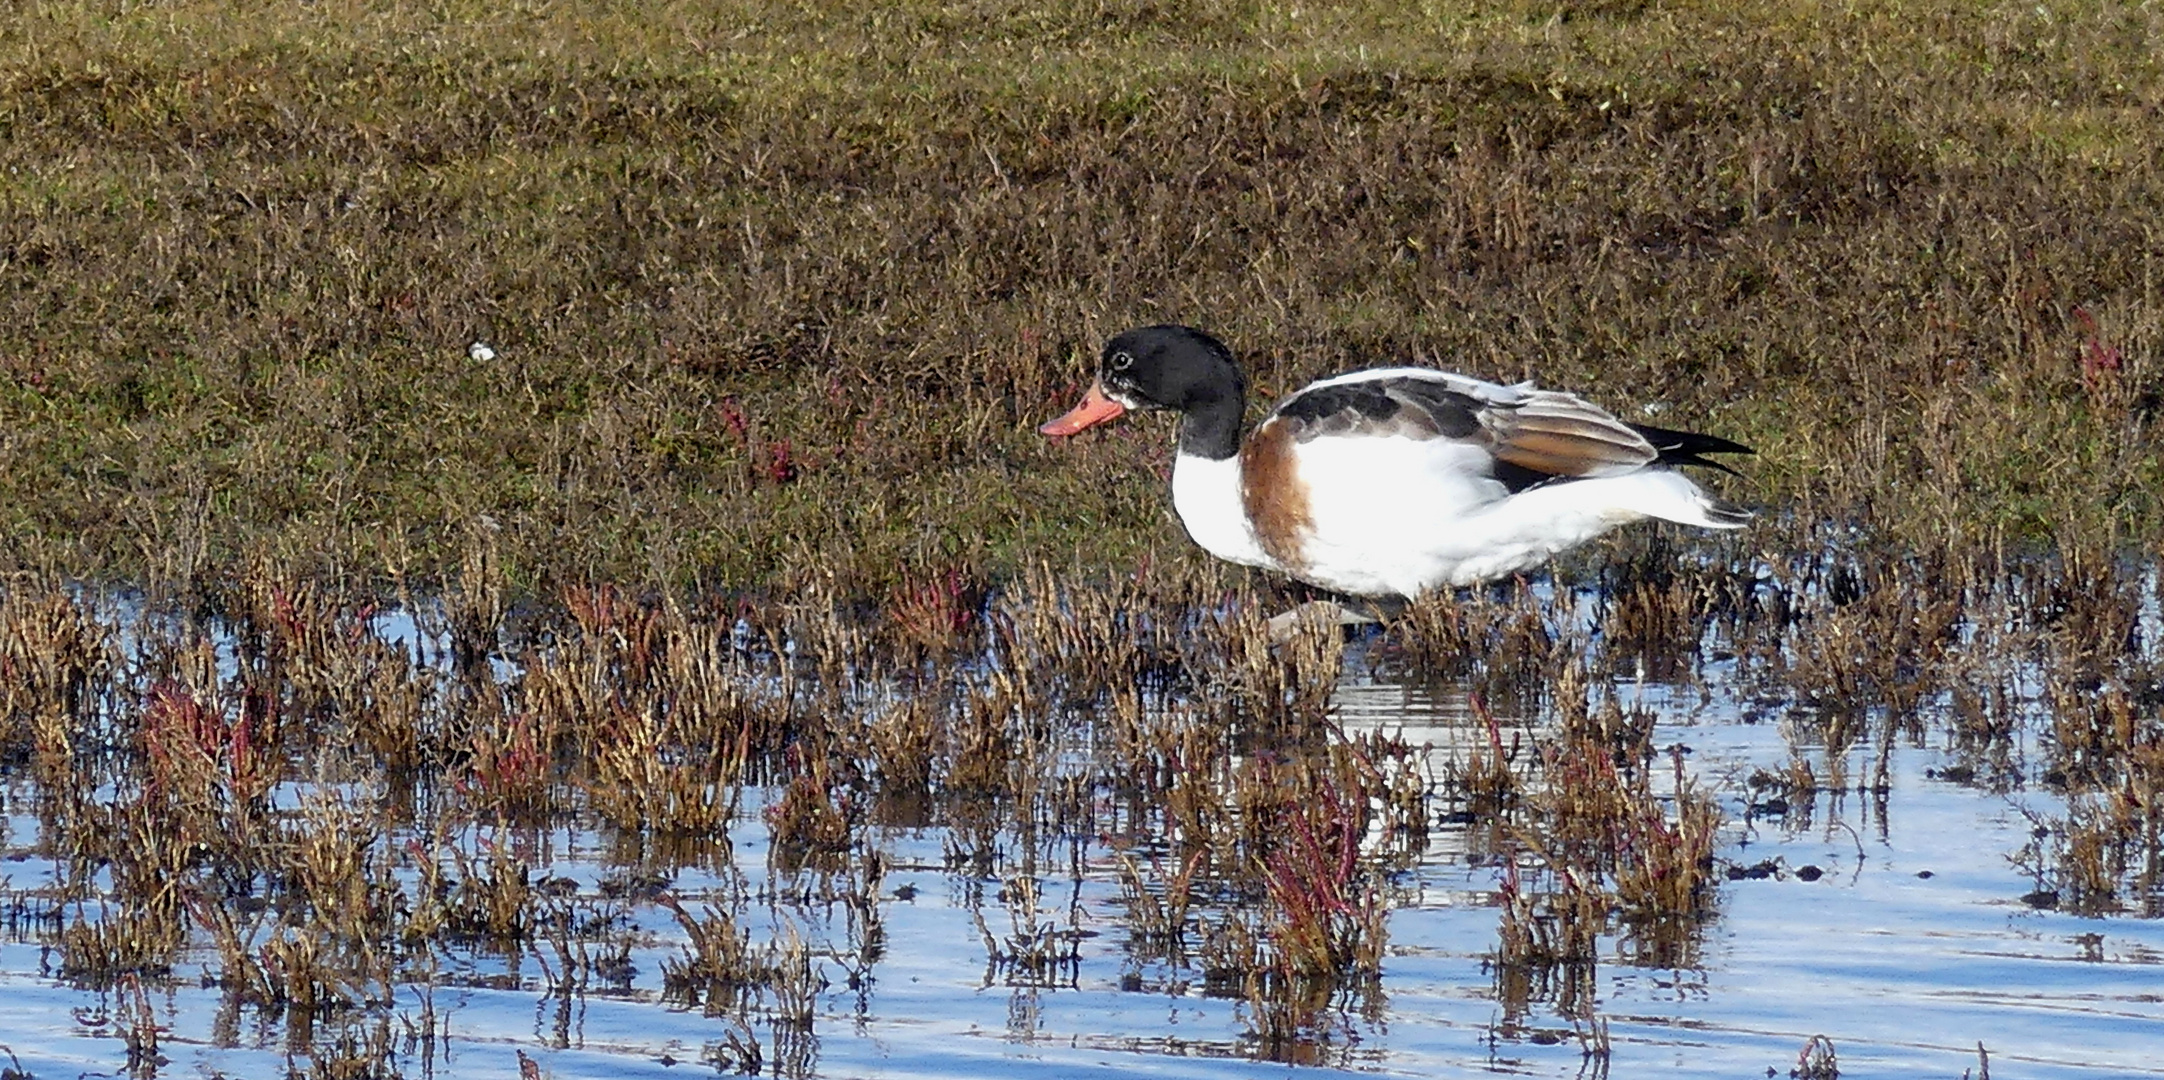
xmin=1040 ymin=325 xmax=1752 ymax=600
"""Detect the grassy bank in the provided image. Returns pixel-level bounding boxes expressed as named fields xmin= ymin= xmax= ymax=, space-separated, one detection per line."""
xmin=1 ymin=0 xmax=2159 ymax=596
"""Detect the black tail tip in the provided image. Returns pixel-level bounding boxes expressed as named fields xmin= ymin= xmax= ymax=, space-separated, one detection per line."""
xmin=1630 ymin=421 xmax=1755 ymax=475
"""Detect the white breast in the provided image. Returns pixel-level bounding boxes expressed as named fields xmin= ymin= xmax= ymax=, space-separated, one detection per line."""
xmin=1169 ymin=453 xmax=1278 ymax=570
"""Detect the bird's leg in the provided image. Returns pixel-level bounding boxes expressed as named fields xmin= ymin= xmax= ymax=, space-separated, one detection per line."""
xmin=1341 ymin=594 xmax=1407 ymax=624
xmin=1265 ymin=600 xmax=1339 ymax=643
xmin=1265 ymin=597 xmax=1388 ymax=644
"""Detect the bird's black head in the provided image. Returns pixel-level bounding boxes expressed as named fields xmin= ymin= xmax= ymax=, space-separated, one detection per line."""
xmin=1096 ymin=325 xmax=1247 ymax=416
xmin=1041 ymin=324 xmax=1250 ymax=458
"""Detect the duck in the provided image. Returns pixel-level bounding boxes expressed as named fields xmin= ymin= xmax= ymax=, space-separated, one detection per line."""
xmin=1040 ymin=324 xmax=1752 ymax=601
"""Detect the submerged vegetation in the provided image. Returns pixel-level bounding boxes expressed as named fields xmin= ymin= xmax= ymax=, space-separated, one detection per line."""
xmin=0 ymin=0 xmax=2161 ymax=1076
xmin=2 ymin=519 xmax=2160 ymax=1073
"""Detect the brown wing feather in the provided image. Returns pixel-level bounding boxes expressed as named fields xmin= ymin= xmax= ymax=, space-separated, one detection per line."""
xmin=1484 ymin=392 xmax=1658 ymax=478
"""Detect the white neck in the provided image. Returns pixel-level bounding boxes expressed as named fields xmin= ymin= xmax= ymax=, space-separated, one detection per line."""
xmin=1170 ymin=453 xmax=1278 ymax=570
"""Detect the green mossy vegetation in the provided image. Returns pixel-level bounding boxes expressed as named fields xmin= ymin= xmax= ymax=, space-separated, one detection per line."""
xmin=1 ymin=0 xmax=2158 ymax=597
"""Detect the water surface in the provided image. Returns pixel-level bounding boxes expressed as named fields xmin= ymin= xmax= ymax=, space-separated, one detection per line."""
xmin=1 ymin=590 xmax=2158 ymax=1079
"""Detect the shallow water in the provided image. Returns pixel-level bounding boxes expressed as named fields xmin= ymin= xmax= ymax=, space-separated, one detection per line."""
xmin=1 ymin=598 xmax=2161 ymax=1080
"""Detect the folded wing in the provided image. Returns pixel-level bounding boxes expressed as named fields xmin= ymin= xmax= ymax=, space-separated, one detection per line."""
xmin=1271 ymin=370 xmax=1750 ymax=492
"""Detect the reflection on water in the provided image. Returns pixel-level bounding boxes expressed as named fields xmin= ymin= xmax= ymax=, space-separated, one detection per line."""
xmin=1 ymin=578 xmax=2161 ymax=1080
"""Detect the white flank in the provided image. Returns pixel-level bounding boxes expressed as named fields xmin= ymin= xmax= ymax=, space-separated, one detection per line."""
xmin=1291 ymin=438 xmax=1736 ymax=596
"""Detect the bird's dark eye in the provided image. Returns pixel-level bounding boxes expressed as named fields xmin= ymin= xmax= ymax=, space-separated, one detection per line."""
xmin=1109 ymin=351 xmax=1134 ymax=372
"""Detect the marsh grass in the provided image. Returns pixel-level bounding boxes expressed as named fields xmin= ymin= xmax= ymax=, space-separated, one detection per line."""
xmin=0 ymin=541 xmax=2155 ymax=1073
